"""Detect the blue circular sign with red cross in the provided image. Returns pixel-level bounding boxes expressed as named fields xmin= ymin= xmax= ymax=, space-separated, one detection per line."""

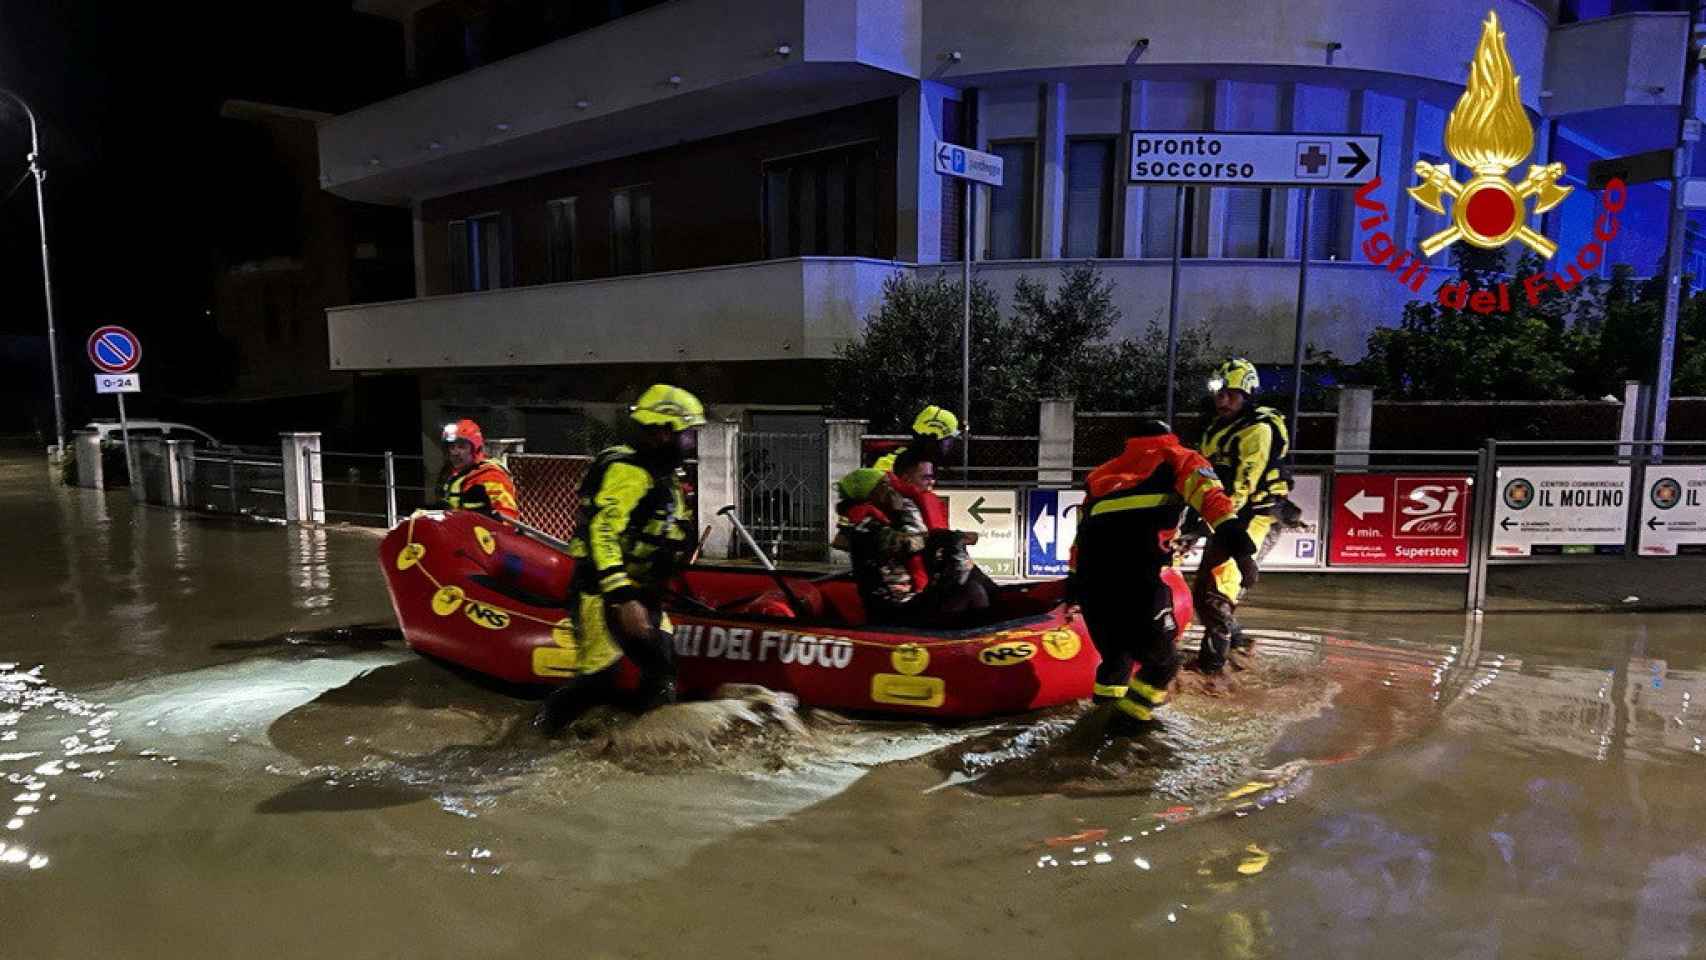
xmin=87 ymin=325 xmax=141 ymax=373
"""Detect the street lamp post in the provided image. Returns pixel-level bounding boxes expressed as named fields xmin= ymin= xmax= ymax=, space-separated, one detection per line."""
xmin=1 ymin=89 xmax=66 ymax=457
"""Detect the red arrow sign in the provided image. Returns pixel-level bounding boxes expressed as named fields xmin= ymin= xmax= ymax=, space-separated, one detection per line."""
xmin=1329 ymin=474 xmax=1472 ymax=566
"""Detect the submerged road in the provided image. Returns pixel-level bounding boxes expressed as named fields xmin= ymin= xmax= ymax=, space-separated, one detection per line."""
xmin=2 ymin=454 xmax=1705 ymax=958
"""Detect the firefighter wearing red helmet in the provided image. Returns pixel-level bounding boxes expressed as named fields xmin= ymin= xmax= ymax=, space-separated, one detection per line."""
xmin=438 ymin=418 xmax=519 ymax=520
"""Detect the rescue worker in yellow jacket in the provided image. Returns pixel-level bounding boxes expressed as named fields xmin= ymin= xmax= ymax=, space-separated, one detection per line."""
xmin=871 ymin=404 xmax=961 ymax=473
xmin=535 ymin=384 xmax=704 ymax=735
xmin=1192 ymin=359 xmax=1291 ymax=674
xmin=437 ymin=419 xmax=520 ymax=520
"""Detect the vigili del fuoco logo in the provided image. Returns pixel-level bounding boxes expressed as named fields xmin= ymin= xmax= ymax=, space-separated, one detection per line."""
xmin=1354 ymin=10 xmax=1628 ymax=314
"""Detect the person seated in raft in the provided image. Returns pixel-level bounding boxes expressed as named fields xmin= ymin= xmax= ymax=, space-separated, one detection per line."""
xmin=832 ymin=449 xmax=992 ymax=625
xmin=433 ymin=418 xmax=520 ymax=520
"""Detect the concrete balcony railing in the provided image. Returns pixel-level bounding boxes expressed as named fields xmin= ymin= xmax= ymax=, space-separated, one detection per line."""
xmin=328 ymin=254 xmax=1458 ymax=371
xmin=326 ymin=257 xmax=909 ymax=370
xmin=319 ymin=0 xmax=921 ymax=205
xmin=923 ymin=0 xmax=1549 ymax=108
xmin=912 ymin=258 xmax=1461 ymax=362
xmin=1546 ymin=12 xmax=1695 ymax=116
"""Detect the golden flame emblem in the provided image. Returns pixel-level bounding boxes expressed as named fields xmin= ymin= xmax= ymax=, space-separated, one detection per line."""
xmin=1408 ymin=11 xmax=1571 ymax=257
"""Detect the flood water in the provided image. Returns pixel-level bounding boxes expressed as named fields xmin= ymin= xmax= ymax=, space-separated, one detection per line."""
xmin=3 ymin=453 xmax=1705 ymax=958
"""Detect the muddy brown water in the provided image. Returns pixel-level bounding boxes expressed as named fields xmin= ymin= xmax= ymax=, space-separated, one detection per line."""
xmin=2 ymin=455 xmax=1704 ymax=958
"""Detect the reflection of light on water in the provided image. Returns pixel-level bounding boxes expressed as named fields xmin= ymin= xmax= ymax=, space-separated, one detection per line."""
xmin=290 ymin=527 xmax=334 ymax=612
xmin=0 ymin=662 xmax=121 ymax=873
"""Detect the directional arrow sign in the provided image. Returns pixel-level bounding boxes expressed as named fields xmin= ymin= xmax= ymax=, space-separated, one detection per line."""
xmin=967 ymin=495 xmax=1012 ymax=525
xmin=1130 ymin=132 xmax=1382 ymax=187
xmin=1031 ymin=505 xmax=1056 ymax=550
xmin=1345 ymin=489 xmax=1385 ymax=521
xmin=1501 ymin=516 xmax=1516 ymax=531
xmin=1648 ymin=515 xmax=1664 ymax=530
xmin=934 ymin=141 xmax=1004 ymax=187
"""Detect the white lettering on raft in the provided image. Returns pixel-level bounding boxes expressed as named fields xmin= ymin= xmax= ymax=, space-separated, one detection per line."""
xmin=672 ymin=624 xmax=855 ymax=670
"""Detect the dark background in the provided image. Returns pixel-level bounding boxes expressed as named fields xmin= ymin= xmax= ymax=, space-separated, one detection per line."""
xmin=0 ymin=0 xmax=402 ymax=441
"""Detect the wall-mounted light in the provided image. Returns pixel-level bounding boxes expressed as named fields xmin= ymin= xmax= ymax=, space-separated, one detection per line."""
xmin=494 ymin=122 xmax=511 ymax=132
xmin=775 ymin=42 xmax=792 ymax=57
xmin=1126 ymin=37 xmax=1150 ymax=65
xmin=428 ymin=140 xmax=443 ymax=150
xmin=575 ymin=99 xmax=590 ymax=109
xmin=367 ymin=157 xmax=382 ymax=167
xmin=946 ymin=50 xmax=963 ymax=62
xmin=1325 ymin=41 xmax=1343 ymax=66
xmin=668 ymin=74 xmax=683 ymax=86
xmin=1645 ymin=84 xmax=1667 ymax=95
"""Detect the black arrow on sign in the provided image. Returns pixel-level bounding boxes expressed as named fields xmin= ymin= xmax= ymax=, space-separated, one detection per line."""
xmin=968 ymin=496 xmax=1011 ymax=525
xmin=1500 ymin=516 xmax=1516 ymax=531
xmin=936 ymin=143 xmax=953 ymax=170
xmin=1648 ymin=515 xmax=1664 ymax=531
xmin=1338 ymin=141 xmax=1371 ymax=179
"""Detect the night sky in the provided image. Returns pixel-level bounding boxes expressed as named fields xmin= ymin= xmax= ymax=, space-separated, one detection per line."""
xmin=0 ymin=1 xmax=399 ymax=426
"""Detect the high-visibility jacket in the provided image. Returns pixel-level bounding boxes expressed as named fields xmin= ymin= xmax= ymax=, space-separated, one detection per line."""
xmin=1199 ymin=405 xmax=1291 ymax=514
xmin=1069 ymin=434 xmax=1239 ymax=593
xmin=566 ymin=445 xmax=693 ymax=606
xmin=442 ymin=458 xmax=519 ymax=520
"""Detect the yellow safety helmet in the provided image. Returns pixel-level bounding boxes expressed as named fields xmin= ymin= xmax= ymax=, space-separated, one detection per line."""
xmin=910 ymin=404 xmax=961 ymax=439
xmin=1209 ymin=358 xmax=1260 ymax=395
xmin=630 ymin=384 xmax=707 ymax=432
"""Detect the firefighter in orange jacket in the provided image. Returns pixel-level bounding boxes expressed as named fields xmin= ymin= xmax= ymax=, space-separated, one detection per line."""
xmin=438 ymin=419 xmax=519 ymax=520
xmin=1065 ymin=420 xmax=1255 ymax=735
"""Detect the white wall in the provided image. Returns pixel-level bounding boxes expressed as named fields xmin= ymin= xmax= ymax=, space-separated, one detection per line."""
xmin=327 ymin=258 xmax=907 ymax=371
xmin=1546 ymin=13 xmax=1692 ymax=117
xmin=925 ymin=0 xmax=1549 ymax=108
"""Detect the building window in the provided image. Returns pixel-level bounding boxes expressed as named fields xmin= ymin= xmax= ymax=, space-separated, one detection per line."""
xmin=1224 ymin=188 xmax=1274 ymax=259
xmin=546 ymin=197 xmax=578 ymax=283
xmin=987 ymin=140 xmax=1036 ymax=259
xmin=763 ymin=142 xmax=879 ymax=258
xmin=1065 ymin=139 xmax=1114 ymax=259
xmin=1307 ymin=189 xmax=1347 ymax=262
xmin=1142 ymin=186 xmax=1201 ymax=258
xmin=610 ymin=186 xmax=653 ymax=276
xmin=448 ymin=212 xmax=506 ymax=293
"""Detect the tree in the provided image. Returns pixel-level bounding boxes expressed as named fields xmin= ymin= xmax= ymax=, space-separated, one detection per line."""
xmin=830 ymin=265 xmax=1229 ymax=434
xmin=1361 ymin=246 xmax=1583 ymax=400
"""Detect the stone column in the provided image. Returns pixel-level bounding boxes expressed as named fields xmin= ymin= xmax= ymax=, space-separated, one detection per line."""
xmin=826 ymin=419 xmax=868 ymax=563
xmin=74 ymin=430 xmax=103 ymax=489
xmin=694 ymin=420 xmax=740 ymax=560
xmin=1618 ymin=379 xmax=1648 ymax=458
xmin=1038 ymin=83 xmax=1068 ymax=259
xmin=1037 ymin=399 xmax=1074 ymax=486
xmin=1334 ymin=387 xmax=1374 ymax=467
xmin=281 ymin=432 xmax=325 ymax=525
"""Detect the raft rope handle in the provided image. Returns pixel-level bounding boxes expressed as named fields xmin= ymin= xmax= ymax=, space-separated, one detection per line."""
xmin=396 ymin=516 xmax=1039 ymax=650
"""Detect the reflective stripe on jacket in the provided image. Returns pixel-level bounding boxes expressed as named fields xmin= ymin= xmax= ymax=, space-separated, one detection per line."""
xmin=443 ymin=458 xmax=519 ymax=519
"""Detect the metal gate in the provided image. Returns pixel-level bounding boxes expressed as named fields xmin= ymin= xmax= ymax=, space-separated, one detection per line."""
xmin=738 ymin=430 xmax=828 ymax=561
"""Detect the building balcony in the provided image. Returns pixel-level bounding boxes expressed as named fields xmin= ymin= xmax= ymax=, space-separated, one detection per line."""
xmin=326 ymin=257 xmax=908 ymax=370
xmin=1546 ymin=11 xmax=1696 ymax=116
xmin=922 ymin=0 xmax=1549 ymax=108
xmin=321 ymin=0 xmax=921 ymax=206
xmin=329 ymin=254 xmax=1458 ymax=373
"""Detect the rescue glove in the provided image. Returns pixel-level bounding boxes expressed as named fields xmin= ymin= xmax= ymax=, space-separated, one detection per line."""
xmin=1210 ymin=516 xmax=1258 ymax=560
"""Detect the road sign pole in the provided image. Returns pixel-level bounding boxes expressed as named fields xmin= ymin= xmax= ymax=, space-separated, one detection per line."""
xmin=963 ymin=178 xmax=973 ymax=476
xmin=1291 ymin=187 xmax=1314 ymax=442
xmin=1652 ymin=0 xmax=1704 ymax=460
xmin=1164 ymin=184 xmax=1184 ymax=423
xmin=115 ymin=390 xmax=135 ymax=492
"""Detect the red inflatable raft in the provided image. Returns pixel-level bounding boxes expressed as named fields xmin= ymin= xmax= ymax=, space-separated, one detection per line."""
xmin=380 ymin=510 xmax=1193 ymax=719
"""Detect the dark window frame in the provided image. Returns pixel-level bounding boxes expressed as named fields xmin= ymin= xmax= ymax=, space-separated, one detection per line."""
xmin=986 ymin=137 xmax=1039 ymax=260
xmin=760 ymin=139 xmax=882 ymax=260
xmin=1064 ymin=136 xmax=1117 ymax=259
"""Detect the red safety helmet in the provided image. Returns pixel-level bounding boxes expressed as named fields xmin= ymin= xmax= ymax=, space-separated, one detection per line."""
xmin=441 ymin=418 xmax=485 ymax=453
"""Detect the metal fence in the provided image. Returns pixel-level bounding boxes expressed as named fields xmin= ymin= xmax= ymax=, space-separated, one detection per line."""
xmin=510 ymin=454 xmax=594 ymax=541
xmin=739 ymin=430 xmax=828 ymax=561
xmin=307 ymin=449 xmax=434 ymax=527
xmin=187 ymin=449 xmax=286 ymax=519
